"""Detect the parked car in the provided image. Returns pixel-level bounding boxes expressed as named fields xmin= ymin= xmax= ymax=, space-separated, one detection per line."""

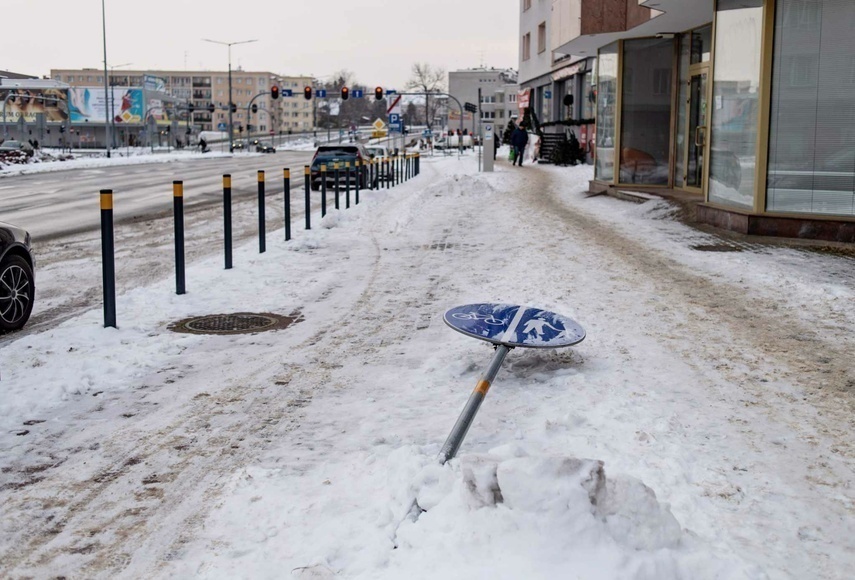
xmin=0 ymin=140 xmax=35 ymax=160
xmin=0 ymin=221 xmax=35 ymax=332
xmin=255 ymin=141 xmax=276 ymax=153
xmin=365 ymin=146 xmax=394 ymax=182
xmin=310 ymin=144 xmax=370 ymax=191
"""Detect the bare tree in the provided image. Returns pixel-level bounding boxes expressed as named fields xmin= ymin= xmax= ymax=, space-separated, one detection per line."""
xmin=405 ymin=63 xmax=446 ymax=128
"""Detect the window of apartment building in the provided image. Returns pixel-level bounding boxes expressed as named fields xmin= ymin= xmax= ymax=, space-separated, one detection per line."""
xmin=522 ymin=33 xmax=531 ymax=61
xmin=523 ymin=0 xmax=531 ymax=11
xmin=509 ymin=94 xmax=517 ymax=103
xmin=480 ymin=95 xmax=495 ymax=103
xmin=481 ymin=111 xmax=496 ymax=119
xmin=537 ymin=22 xmax=546 ymax=54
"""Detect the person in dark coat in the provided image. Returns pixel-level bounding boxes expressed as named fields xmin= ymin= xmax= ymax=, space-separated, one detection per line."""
xmin=510 ymin=125 xmax=529 ymax=166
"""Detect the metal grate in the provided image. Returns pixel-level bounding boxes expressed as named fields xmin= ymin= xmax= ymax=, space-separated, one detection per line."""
xmin=169 ymin=312 xmax=301 ymax=335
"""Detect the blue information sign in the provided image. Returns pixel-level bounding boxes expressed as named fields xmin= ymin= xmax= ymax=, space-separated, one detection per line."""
xmin=317 ymin=89 xmax=327 ymax=98
xmin=544 ymin=90 xmax=552 ymax=99
xmin=386 ymin=89 xmax=397 ymax=95
xmin=444 ymin=303 xmax=585 ymax=348
xmin=217 ymin=122 xmax=227 ymax=131
xmin=353 ymin=89 xmax=364 ymax=98
xmin=282 ymin=89 xmax=294 ymax=97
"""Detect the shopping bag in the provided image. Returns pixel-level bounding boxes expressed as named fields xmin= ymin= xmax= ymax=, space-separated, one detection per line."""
xmin=509 ymin=148 xmax=516 ymax=162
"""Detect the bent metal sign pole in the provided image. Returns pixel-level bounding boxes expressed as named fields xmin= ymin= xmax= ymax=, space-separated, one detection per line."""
xmin=438 ymin=303 xmax=586 ymax=465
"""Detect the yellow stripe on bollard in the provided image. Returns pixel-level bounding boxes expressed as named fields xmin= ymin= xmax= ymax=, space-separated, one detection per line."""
xmin=284 ymin=168 xmax=290 ymax=178
xmin=304 ymin=166 xmax=310 ymax=175
xmin=173 ymin=181 xmax=183 ymax=197
xmin=321 ymin=164 xmax=327 ymax=172
xmin=100 ymin=191 xmax=113 ymax=209
xmin=475 ymin=379 xmax=491 ymax=396
xmin=258 ymin=170 xmax=265 ymax=182
xmin=223 ymin=175 xmax=232 ymax=188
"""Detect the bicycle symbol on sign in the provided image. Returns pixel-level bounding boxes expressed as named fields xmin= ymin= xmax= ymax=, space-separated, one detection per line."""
xmin=451 ymin=312 xmax=506 ymax=326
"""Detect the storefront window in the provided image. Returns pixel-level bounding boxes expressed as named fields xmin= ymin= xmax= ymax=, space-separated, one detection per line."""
xmin=619 ymin=37 xmax=673 ymax=185
xmin=709 ymin=0 xmax=764 ymax=208
xmin=595 ymin=43 xmax=618 ymax=181
xmin=691 ymin=25 xmax=712 ymax=64
xmin=675 ymin=32 xmax=691 ymax=186
xmin=767 ymin=0 xmax=855 ymax=216
xmin=582 ymin=70 xmax=595 ymax=120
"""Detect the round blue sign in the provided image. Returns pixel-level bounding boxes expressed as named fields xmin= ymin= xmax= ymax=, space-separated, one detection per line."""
xmin=444 ymin=303 xmax=586 ymax=349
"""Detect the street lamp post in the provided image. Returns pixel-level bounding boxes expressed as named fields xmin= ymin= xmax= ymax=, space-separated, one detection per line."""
xmin=101 ymin=0 xmax=111 ymax=157
xmin=202 ymin=38 xmax=257 ymax=154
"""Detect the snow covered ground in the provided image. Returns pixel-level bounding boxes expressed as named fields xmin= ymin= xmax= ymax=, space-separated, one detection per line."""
xmin=1 ymin=152 xmax=853 ymax=578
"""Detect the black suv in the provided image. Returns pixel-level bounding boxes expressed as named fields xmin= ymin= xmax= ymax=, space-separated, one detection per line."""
xmin=0 ymin=221 xmax=35 ymax=332
xmin=310 ymin=144 xmax=370 ymax=191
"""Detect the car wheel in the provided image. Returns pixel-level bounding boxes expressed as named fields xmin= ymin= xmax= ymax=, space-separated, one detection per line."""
xmin=0 ymin=255 xmax=35 ymax=333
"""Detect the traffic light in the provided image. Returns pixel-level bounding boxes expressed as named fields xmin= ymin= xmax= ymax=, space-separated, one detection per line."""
xmin=251 ymin=103 xmax=258 ymax=114
xmin=208 ymin=103 xmax=216 ymax=113
xmin=230 ymin=103 xmax=237 ymax=113
xmin=341 ymin=87 xmax=349 ymax=101
xmin=304 ymin=86 xmax=312 ymax=100
xmin=188 ymin=103 xmax=195 ymax=113
xmin=375 ymin=87 xmax=383 ymax=101
xmin=271 ymin=85 xmax=280 ymax=100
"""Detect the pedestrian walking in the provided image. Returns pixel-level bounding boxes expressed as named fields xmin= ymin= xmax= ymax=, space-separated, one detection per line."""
xmin=511 ymin=125 xmax=529 ymax=167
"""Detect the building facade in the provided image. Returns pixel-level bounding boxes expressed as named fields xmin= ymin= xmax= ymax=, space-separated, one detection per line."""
xmin=557 ymin=0 xmax=854 ymax=241
xmin=51 ymin=68 xmax=314 ymax=137
xmin=519 ymin=0 xmax=598 ymax=157
xmin=448 ymin=68 xmax=519 ymax=136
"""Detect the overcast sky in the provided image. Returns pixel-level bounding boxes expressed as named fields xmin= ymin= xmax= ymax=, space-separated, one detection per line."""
xmin=5 ymin=0 xmax=519 ymax=88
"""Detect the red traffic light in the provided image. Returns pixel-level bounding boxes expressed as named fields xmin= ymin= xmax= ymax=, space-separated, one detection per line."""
xmin=271 ymin=85 xmax=280 ymax=100
xmin=304 ymin=86 xmax=312 ymax=100
xmin=374 ymin=87 xmax=383 ymax=101
xmin=341 ymin=86 xmax=349 ymax=101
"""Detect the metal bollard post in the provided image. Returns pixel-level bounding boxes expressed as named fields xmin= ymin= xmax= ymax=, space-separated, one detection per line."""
xmin=173 ymin=181 xmax=185 ymax=295
xmin=304 ymin=165 xmax=311 ymax=230
xmin=257 ymin=170 xmax=266 ymax=254
xmin=438 ymin=345 xmax=511 ymax=464
xmin=345 ymin=161 xmax=351 ymax=209
xmin=355 ymin=159 xmax=360 ymax=205
xmin=334 ymin=162 xmax=340 ymax=210
xmin=223 ymin=174 xmax=232 ymax=270
xmin=100 ymin=189 xmax=116 ymax=328
xmin=385 ymin=158 xmax=391 ymax=190
xmin=283 ymin=168 xmax=291 ymax=241
xmin=321 ymin=164 xmax=328 ymax=217
xmin=416 ymin=153 xmax=420 ymax=176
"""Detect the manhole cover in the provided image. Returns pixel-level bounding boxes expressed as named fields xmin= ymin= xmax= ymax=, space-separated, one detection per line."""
xmin=169 ymin=312 xmax=301 ymax=335
xmin=691 ymin=244 xmax=744 ymax=252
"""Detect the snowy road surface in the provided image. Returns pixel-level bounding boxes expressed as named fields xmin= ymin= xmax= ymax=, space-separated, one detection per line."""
xmin=1 ymin=153 xmax=853 ymax=578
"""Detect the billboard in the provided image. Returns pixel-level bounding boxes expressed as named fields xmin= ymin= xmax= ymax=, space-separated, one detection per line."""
xmin=69 ymin=87 xmax=144 ymax=124
xmin=146 ymin=97 xmax=187 ymax=125
xmin=0 ymin=88 xmax=69 ymax=123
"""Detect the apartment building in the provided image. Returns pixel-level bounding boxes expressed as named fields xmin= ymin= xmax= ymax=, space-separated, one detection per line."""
xmin=51 ymin=68 xmax=314 ymax=135
xmin=448 ymin=68 xmax=519 ymax=136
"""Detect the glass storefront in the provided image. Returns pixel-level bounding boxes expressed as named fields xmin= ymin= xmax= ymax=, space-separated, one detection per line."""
xmin=675 ymin=33 xmax=690 ymax=187
xmin=708 ymin=0 xmax=764 ymax=208
xmin=766 ymin=0 xmax=855 ymax=216
xmin=619 ymin=37 xmax=674 ymax=185
xmin=582 ymin=70 xmax=595 ymax=120
xmin=595 ymin=43 xmax=618 ymax=181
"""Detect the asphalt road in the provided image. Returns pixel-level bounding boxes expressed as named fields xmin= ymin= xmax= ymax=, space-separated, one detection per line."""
xmin=0 ymin=150 xmax=315 ymax=241
xmin=0 ymin=150 xmax=316 ymax=339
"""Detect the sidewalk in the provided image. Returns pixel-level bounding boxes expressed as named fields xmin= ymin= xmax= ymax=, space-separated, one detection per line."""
xmin=1 ymin=156 xmax=852 ymax=579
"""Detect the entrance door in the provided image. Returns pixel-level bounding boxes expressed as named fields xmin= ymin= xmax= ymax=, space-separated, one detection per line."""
xmin=682 ymin=70 xmax=709 ymax=191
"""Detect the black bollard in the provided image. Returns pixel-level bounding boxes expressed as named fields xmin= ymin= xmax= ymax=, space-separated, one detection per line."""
xmin=223 ymin=174 xmax=232 ymax=270
xmin=258 ymin=170 xmax=266 ymax=254
xmin=355 ymin=159 xmax=360 ymax=205
xmin=321 ymin=164 xmax=328 ymax=217
xmin=334 ymin=162 xmax=340 ymax=210
xmin=283 ymin=168 xmax=291 ymax=241
xmin=304 ymin=166 xmax=311 ymax=230
xmin=100 ymin=189 xmax=116 ymax=328
xmin=173 ymin=181 xmax=185 ymax=295
xmin=345 ymin=161 xmax=351 ymax=209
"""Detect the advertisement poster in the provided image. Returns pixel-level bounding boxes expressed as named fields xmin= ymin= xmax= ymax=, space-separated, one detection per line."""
xmin=69 ymin=87 xmax=143 ymax=124
xmin=0 ymin=88 xmax=69 ymax=123
xmin=146 ymin=98 xmax=185 ymax=125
